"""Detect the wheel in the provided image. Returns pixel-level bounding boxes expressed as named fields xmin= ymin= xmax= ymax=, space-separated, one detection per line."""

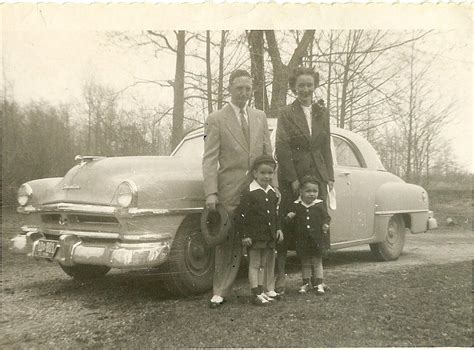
xmin=60 ymin=264 xmax=111 ymax=280
xmin=370 ymin=215 xmax=406 ymax=261
xmin=163 ymin=218 xmax=215 ymax=296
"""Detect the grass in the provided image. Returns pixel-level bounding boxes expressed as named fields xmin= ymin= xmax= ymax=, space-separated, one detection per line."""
xmin=106 ymin=261 xmax=472 ymax=348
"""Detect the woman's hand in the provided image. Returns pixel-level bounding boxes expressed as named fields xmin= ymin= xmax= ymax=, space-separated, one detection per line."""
xmin=276 ymin=230 xmax=284 ymax=243
xmin=322 ymin=224 xmax=329 ymax=233
xmin=287 ymin=212 xmax=296 ymax=220
xmin=242 ymin=238 xmax=252 ymax=247
xmin=328 ymin=181 xmax=334 ymax=191
xmin=291 ymin=180 xmax=300 ymax=195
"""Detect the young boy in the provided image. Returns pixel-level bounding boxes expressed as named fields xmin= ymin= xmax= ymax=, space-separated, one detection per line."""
xmin=235 ymin=154 xmax=284 ymax=306
xmin=285 ymin=175 xmax=331 ymax=294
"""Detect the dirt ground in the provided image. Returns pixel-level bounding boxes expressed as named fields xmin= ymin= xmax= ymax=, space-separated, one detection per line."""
xmin=1 ymin=207 xmax=472 ymax=348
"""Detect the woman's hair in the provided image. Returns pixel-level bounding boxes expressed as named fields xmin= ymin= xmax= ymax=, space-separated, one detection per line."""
xmin=288 ymin=66 xmax=320 ymax=94
xmin=251 ymin=154 xmax=276 ymax=172
xmin=300 ymin=175 xmax=320 ymax=189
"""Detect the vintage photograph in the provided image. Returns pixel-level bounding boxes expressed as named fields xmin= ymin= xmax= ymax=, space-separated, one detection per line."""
xmin=2 ymin=4 xmax=472 ymax=348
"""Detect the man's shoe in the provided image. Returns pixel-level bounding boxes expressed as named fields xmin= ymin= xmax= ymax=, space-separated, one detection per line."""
xmin=265 ymin=290 xmax=282 ymax=300
xmin=209 ymin=295 xmax=225 ymax=308
xmin=252 ymin=294 xmax=270 ymax=306
xmin=298 ymin=283 xmax=311 ymax=294
xmin=261 ymin=293 xmax=276 ymax=302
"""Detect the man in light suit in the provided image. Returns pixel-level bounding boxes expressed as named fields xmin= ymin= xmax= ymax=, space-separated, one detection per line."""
xmin=203 ymin=69 xmax=272 ymax=308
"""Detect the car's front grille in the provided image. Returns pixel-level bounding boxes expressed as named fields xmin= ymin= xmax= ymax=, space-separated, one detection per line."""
xmin=41 ymin=213 xmax=120 ymax=233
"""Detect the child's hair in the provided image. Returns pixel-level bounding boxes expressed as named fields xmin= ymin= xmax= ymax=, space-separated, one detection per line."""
xmin=300 ymin=175 xmax=320 ymax=189
xmin=251 ymin=154 xmax=276 ymax=172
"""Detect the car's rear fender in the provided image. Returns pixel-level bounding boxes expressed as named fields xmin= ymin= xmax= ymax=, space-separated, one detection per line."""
xmin=373 ymin=182 xmax=430 ymax=238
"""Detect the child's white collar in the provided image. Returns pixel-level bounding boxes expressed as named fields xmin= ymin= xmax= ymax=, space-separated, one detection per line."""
xmin=294 ymin=196 xmax=323 ymax=208
xmin=249 ymin=180 xmax=275 ymax=194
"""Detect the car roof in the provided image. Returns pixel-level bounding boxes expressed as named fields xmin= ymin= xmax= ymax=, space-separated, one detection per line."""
xmin=183 ymin=118 xmax=385 ymax=171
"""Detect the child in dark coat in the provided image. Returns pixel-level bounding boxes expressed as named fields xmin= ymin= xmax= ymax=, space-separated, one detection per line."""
xmin=285 ymin=175 xmax=331 ymax=294
xmin=235 ymin=155 xmax=284 ymax=306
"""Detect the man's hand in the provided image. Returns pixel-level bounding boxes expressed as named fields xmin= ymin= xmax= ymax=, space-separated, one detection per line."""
xmin=291 ymin=180 xmax=300 ymax=195
xmin=206 ymin=194 xmax=218 ymax=210
xmin=287 ymin=212 xmax=296 ymax=220
xmin=276 ymin=230 xmax=284 ymax=243
xmin=328 ymin=181 xmax=334 ymax=191
xmin=322 ymin=224 xmax=329 ymax=233
xmin=242 ymin=238 xmax=252 ymax=247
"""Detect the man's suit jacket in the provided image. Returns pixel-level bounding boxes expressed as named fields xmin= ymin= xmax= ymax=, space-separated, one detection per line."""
xmin=202 ymin=104 xmax=272 ymax=210
xmin=275 ymin=99 xmax=334 ymax=186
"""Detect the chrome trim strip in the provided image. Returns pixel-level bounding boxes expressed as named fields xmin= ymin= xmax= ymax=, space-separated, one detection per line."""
xmin=330 ymin=237 xmax=375 ymax=249
xmin=20 ymin=203 xmax=203 ymax=217
xmin=375 ymin=209 xmax=429 ymax=216
xmin=127 ymin=207 xmax=203 ymax=216
xmin=47 ymin=229 xmax=120 ymax=240
xmin=29 ymin=203 xmax=117 ymax=215
xmin=21 ymin=225 xmax=39 ymax=233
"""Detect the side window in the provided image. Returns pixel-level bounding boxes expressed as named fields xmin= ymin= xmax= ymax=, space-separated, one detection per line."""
xmin=173 ymin=136 xmax=204 ymax=158
xmin=332 ymin=136 xmax=362 ymax=168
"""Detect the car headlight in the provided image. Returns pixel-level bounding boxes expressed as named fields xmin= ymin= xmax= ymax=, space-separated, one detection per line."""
xmin=17 ymin=184 xmax=33 ymax=206
xmin=116 ymin=181 xmax=137 ymax=208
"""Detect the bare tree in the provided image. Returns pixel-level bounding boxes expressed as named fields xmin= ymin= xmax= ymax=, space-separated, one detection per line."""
xmin=264 ymin=30 xmax=315 ymax=117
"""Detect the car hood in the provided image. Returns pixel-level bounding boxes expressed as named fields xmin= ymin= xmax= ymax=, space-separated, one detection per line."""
xmin=42 ymin=156 xmax=204 ymax=209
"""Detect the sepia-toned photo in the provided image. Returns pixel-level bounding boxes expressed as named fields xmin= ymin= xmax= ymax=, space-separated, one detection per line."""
xmin=2 ymin=4 xmax=472 ymax=348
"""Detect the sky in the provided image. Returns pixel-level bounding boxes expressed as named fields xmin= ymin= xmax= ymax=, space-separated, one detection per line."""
xmin=3 ymin=28 xmax=473 ymax=173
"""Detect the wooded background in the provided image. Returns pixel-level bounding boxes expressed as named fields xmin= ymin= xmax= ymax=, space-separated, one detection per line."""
xmin=2 ymin=30 xmax=470 ymax=205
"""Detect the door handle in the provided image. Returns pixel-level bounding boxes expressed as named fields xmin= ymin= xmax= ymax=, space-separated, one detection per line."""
xmin=339 ymin=171 xmax=351 ymax=176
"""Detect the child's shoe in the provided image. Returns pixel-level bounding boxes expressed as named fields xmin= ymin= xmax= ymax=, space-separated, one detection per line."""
xmin=298 ymin=283 xmax=311 ymax=294
xmin=321 ymin=282 xmax=331 ymax=292
xmin=274 ymin=287 xmax=286 ymax=296
xmin=253 ymin=294 xmax=271 ymax=306
xmin=314 ymin=284 xmax=325 ymax=295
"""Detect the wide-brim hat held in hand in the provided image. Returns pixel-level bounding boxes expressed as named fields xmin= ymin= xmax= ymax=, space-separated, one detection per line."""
xmin=201 ymin=204 xmax=231 ymax=246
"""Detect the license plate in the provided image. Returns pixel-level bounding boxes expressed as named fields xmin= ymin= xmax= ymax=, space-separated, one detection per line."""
xmin=34 ymin=239 xmax=59 ymax=259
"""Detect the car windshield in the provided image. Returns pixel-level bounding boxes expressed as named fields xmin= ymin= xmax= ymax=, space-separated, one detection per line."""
xmin=173 ymin=136 xmax=204 ymax=158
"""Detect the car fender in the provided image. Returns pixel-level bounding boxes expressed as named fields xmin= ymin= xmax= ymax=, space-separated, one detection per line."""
xmin=18 ymin=177 xmax=63 ymax=209
xmin=374 ymin=182 xmax=430 ymax=239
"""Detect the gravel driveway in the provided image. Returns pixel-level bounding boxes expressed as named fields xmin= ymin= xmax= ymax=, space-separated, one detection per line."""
xmin=1 ymin=221 xmax=472 ymax=348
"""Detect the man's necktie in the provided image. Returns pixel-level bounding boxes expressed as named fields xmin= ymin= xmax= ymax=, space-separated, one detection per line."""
xmin=239 ymin=108 xmax=249 ymax=145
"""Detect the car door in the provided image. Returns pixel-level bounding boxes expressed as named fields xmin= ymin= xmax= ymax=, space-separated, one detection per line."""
xmin=330 ymin=135 xmax=372 ymax=243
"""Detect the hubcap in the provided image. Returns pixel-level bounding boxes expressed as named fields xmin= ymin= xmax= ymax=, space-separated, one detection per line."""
xmin=185 ymin=231 xmax=213 ymax=276
xmin=386 ymin=218 xmax=400 ymax=246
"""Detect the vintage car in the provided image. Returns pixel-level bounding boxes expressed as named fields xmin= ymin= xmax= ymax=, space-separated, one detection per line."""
xmin=10 ymin=119 xmax=436 ymax=296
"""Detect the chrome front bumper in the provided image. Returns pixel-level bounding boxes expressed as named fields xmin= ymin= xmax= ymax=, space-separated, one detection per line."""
xmin=9 ymin=230 xmax=171 ymax=269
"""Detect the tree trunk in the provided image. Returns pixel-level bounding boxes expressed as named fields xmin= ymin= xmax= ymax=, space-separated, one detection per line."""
xmin=326 ymin=31 xmax=334 ymax=112
xmin=265 ymin=30 xmax=315 ymax=118
xmin=406 ymin=41 xmax=415 ymax=182
xmin=217 ymin=31 xmax=226 ymax=110
xmin=171 ymin=30 xmax=186 ymax=150
xmin=206 ymin=31 xmax=213 ymax=114
xmin=248 ymin=30 xmax=266 ymax=111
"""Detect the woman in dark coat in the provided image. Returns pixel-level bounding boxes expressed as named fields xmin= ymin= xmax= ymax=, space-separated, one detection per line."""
xmin=274 ymin=66 xmax=335 ymax=293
